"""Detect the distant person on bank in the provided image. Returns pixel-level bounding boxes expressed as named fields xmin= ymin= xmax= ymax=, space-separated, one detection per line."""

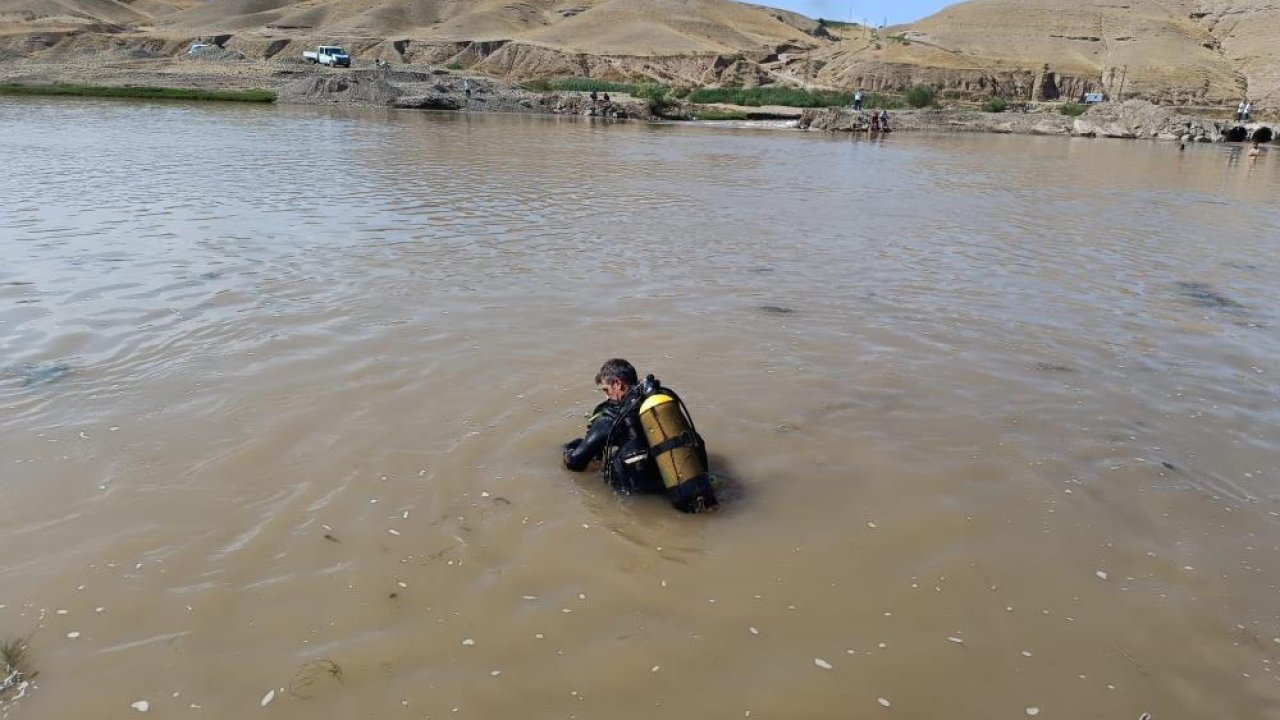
xmin=854 ymin=88 xmax=864 ymax=111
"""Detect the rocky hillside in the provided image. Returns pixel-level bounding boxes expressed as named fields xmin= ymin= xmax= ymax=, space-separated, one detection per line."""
xmin=806 ymin=0 xmax=1277 ymax=106
xmin=0 ymin=0 xmax=1276 ymax=107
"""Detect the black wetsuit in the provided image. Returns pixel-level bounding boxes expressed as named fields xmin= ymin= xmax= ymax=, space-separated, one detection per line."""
xmin=563 ymin=399 xmax=664 ymax=495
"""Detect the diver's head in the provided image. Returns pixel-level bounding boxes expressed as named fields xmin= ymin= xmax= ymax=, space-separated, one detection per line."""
xmin=595 ymin=358 xmax=637 ymax=403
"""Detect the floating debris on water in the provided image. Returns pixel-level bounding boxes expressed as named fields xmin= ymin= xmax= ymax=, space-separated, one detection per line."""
xmin=1175 ymin=281 xmax=1245 ymax=311
xmin=651 ymin=666 xmax=661 ymax=673
xmin=5 ymin=363 xmax=72 ymax=387
xmin=131 ymin=700 xmax=150 ymax=712
xmin=757 ymin=305 xmax=795 ymax=315
xmin=1096 ymin=570 xmax=1108 ymax=580
xmin=814 ymin=658 xmax=832 ymax=670
xmin=947 ymin=636 xmax=964 ymax=645
xmin=260 ymin=689 xmax=275 ymax=707
xmin=66 ymin=631 xmax=80 ymax=639
xmin=1026 ymin=708 xmax=1040 ymax=716
xmin=878 ymin=698 xmax=891 ymax=707
xmin=288 ymin=658 xmax=343 ymax=699
xmin=749 ymin=627 xmax=759 ymax=635
xmin=462 ymin=638 xmax=475 ymax=646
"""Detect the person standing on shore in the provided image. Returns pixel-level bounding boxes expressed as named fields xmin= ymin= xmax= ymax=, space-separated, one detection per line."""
xmin=1236 ymin=100 xmax=1246 ymax=121
xmin=1243 ymin=100 xmax=1251 ymax=121
xmin=463 ymin=78 xmax=472 ymax=101
xmin=854 ymin=88 xmax=864 ymax=111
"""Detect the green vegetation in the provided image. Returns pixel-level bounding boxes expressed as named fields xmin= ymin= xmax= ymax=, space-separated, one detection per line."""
xmin=445 ymin=62 xmax=464 ymax=70
xmin=981 ymin=97 xmax=1008 ymax=113
xmin=686 ymin=86 xmax=852 ymax=108
xmin=817 ymin=18 xmax=859 ymax=29
xmin=1059 ymin=102 xmax=1086 ymax=116
xmin=631 ymin=82 xmax=681 ymax=117
xmin=521 ymin=78 xmax=554 ymax=92
xmin=861 ymin=93 xmax=905 ymax=110
xmin=545 ymin=77 xmax=638 ymax=94
xmin=693 ymin=109 xmax=749 ymax=121
xmin=905 ymin=84 xmax=936 ymax=108
xmin=0 ymin=84 xmax=275 ymax=103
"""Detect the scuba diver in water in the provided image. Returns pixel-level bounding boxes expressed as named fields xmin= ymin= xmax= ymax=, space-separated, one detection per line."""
xmin=563 ymin=358 xmax=718 ymax=513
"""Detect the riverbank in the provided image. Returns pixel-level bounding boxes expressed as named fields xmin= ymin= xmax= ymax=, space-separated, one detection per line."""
xmin=2 ymin=56 xmax=1275 ymax=144
xmin=0 ymin=83 xmax=274 ymax=102
xmin=799 ymin=101 xmax=1278 ymax=144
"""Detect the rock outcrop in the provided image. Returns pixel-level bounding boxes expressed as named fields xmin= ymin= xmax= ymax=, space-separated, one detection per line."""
xmin=800 ymin=100 xmax=1260 ymax=143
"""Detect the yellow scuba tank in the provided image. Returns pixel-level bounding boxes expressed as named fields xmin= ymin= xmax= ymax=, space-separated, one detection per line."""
xmin=637 ymin=385 xmax=718 ymax=513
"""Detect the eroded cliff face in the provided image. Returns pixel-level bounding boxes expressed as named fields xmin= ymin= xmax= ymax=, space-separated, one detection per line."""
xmin=802 ymin=0 xmax=1255 ymax=105
xmin=0 ymin=0 xmax=1276 ymax=107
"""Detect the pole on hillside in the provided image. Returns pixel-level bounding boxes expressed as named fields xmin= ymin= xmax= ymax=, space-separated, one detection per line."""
xmin=1117 ymin=64 xmax=1127 ymax=101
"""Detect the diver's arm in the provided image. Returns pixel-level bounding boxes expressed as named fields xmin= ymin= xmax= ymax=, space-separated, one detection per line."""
xmin=563 ymin=410 xmax=613 ymax=471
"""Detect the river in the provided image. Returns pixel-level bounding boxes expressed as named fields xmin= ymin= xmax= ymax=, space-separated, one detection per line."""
xmin=2 ymin=98 xmax=1279 ymax=719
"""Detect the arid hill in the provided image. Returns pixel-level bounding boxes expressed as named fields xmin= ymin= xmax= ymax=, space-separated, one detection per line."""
xmin=0 ymin=0 xmax=1276 ymax=107
xmin=806 ymin=0 xmax=1276 ymax=105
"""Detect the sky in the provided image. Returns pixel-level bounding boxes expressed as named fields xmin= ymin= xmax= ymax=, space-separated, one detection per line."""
xmin=756 ymin=0 xmax=954 ymax=27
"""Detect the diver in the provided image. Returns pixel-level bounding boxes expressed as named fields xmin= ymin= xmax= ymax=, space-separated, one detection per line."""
xmin=562 ymin=358 xmax=718 ymax=513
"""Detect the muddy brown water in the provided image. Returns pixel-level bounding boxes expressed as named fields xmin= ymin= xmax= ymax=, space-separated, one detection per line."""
xmin=2 ymin=98 xmax=1279 ymax=719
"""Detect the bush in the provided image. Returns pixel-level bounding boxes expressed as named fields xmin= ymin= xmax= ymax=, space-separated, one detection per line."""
xmin=445 ymin=62 xmax=463 ymax=70
xmin=631 ymin=82 xmax=679 ymax=116
xmin=905 ymin=85 xmax=935 ymax=108
xmin=1059 ymin=102 xmax=1086 ymax=116
xmin=981 ymin=97 xmax=1008 ymax=113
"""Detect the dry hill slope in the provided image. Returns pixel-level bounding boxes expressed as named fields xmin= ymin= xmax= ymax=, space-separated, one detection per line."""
xmin=808 ymin=0 xmax=1275 ymax=105
xmin=0 ymin=0 xmax=194 ymax=31
xmin=0 ymin=0 xmax=1277 ymax=107
xmin=155 ymin=0 xmax=812 ymax=52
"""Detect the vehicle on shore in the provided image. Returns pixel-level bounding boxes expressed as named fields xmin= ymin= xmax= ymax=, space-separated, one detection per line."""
xmin=303 ymin=46 xmax=350 ymax=68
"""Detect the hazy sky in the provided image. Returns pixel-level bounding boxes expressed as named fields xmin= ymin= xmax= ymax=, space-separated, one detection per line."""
xmin=758 ymin=0 xmax=954 ymax=26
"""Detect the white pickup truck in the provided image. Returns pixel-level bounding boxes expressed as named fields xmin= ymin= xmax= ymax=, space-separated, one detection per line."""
xmin=302 ymin=45 xmax=351 ymax=68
